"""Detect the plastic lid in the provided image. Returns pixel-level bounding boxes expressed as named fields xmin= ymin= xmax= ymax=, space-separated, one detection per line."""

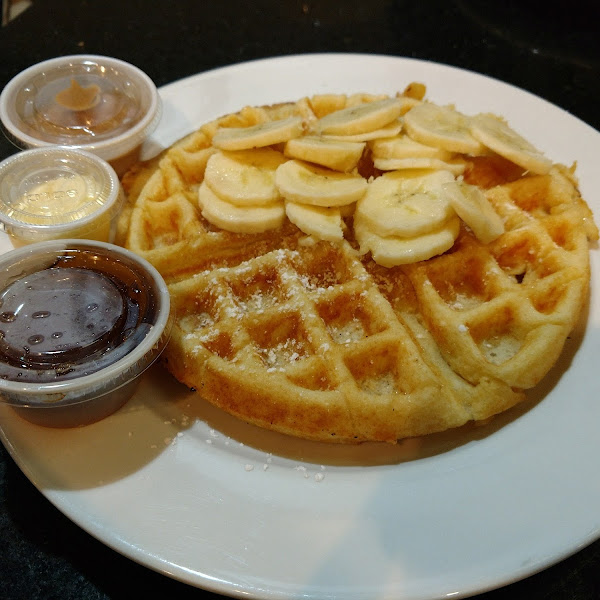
xmin=0 ymin=239 xmax=172 ymax=402
xmin=0 ymin=146 xmax=121 ymax=237
xmin=0 ymin=55 xmax=162 ymax=161
xmin=0 ymin=267 xmax=125 ymax=370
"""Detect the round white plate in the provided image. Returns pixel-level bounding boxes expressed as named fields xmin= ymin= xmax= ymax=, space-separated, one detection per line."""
xmin=1 ymin=54 xmax=599 ymax=600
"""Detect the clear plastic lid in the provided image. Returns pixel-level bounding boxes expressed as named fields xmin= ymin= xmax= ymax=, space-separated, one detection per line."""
xmin=0 ymin=55 xmax=162 ymax=162
xmin=0 ymin=146 xmax=122 ymax=238
xmin=0 ymin=240 xmax=172 ymax=418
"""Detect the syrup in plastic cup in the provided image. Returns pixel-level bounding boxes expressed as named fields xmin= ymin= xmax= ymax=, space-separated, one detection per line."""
xmin=0 ymin=239 xmax=171 ymax=427
xmin=0 ymin=54 xmax=162 ymax=176
xmin=0 ymin=146 xmax=125 ymax=247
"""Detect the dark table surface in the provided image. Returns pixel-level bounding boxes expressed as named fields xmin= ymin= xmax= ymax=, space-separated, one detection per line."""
xmin=1 ymin=1 xmax=599 ymax=598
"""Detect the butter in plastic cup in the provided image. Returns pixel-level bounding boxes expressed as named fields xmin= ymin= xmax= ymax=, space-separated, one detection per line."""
xmin=0 ymin=55 xmax=162 ymax=175
xmin=0 ymin=146 xmax=125 ymax=247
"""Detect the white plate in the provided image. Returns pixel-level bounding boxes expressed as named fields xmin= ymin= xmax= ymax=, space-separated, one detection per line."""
xmin=1 ymin=54 xmax=599 ymax=600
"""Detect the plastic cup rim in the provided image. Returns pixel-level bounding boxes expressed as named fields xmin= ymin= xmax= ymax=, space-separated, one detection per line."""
xmin=0 ymin=239 xmax=171 ymax=399
xmin=0 ymin=146 xmax=123 ymax=234
xmin=0 ymin=54 xmax=162 ymax=161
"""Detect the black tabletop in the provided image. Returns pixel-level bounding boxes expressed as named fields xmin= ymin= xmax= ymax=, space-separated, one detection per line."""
xmin=1 ymin=1 xmax=599 ymax=598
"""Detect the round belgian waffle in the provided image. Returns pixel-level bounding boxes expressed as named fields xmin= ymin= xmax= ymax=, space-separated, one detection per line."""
xmin=118 ymin=91 xmax=597 ymax=443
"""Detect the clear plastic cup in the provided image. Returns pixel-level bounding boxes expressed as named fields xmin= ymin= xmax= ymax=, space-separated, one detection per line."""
xmin=0 ymin=146 xmax=125 ymax=247
xmin=0 ymin=55 xmax=162 ymax=175
xmin=0 ymin=239 xmax=172 ymax=427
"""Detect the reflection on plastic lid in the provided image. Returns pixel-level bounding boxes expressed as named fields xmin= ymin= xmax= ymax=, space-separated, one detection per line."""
xmin=0 ymin=147 xmax=124 ymax=245
xmin=0 ymin=239 xmax=172 ymax=427
xmin=0 ymin=55 xmax=161 ymax=162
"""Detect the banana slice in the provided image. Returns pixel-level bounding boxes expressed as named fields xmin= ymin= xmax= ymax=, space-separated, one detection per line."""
xmin=212 ymin=116 xmax=304 ymax=151
xmin=397 ymin=94 xmax=423 ymax=112
xmin=198 ymin=181 xmax=285 ymax=233
xmin=369 ymin=134 xmax=454 ymax=161
xmin=401 ymin=83 xmax=427 ymax=102
xmin=284 ymin=135 xmax=365 ymax=172
xmin=355 ymin=216 xmax=461 ymax=267
xmin=320 ymin=118 xmax=403 ymax=142
xmin=204 ymin=149 xmax=287 ymax=206
xmin=442 ymin=180 xmax=504 ymax=244
xmin=403 ymin=102 xmax=484 ymax=154
xmin=355 ymin=169 xmax=456 ymax=238
xmin=469 ymin=113 xmax=552 ymax=174
xmin=275 ymin=159 xmax=367 ymax=207
xmin=285 ymin=201 xmax=344 ymax=241
xmin=373 ymin=156 xmax=466 ymax=176
xmin=314 ymin=97 xmax=403 ymax=136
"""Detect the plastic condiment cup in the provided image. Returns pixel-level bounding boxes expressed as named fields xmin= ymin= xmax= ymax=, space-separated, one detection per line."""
xmin=0 ymin=239 xmax=172 ymax=427
xmin=0 ymin=146 xmax=125 ymax=247
xmin=0 ymin=54 xmax=162 ymax=175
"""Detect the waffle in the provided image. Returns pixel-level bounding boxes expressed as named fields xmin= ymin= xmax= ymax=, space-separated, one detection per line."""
xmin=119 ymin=92 xmax=597 ymax=443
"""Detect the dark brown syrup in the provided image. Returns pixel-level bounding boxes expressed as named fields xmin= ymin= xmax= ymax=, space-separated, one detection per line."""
xmin=0 ymin=248 xmax=157 ymax=383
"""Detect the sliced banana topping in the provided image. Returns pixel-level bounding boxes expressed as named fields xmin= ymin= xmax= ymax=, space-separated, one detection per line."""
xmin=373 ymin=156 xmax=466 ymax=176
xmin=284 ymin=135 xmax=365 ymax=172
xmin=315 ymin=97 xmax=403 ymax=136
xmin=204 ymin=149 xmax=286 ymax=206
xmin=469 ymin=113 xmax=552 ymax=175
xmin=370 ymin=134 xmax=454 ymax=161
xmin=275 ymin=159 xmax=367 ymax=207
xmin=443 ymin=180 xmax=505 ymax=244
xmin=189 ymin=88 xmax=560 ymax=267
xmin=198 ymin=181 xmax=285 ymax=233
xmin=404 ymin=102 xmax=485 ymax=155
xmin=212 ymin=116 xmax=304 ymax=151
xmin=320 ymin=118 xmax=403 ymax=142
xmin=355 ymin=215 xmax=461 ymax=267
xmin=355 ymin=170 xmax=456 ymax=238
xmin=285 ymin=201 xmax=344 ymax=241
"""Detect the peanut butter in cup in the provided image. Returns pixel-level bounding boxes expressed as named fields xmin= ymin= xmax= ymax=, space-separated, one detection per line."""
xmin=0 ymin=55 xmax=162 ymax=175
